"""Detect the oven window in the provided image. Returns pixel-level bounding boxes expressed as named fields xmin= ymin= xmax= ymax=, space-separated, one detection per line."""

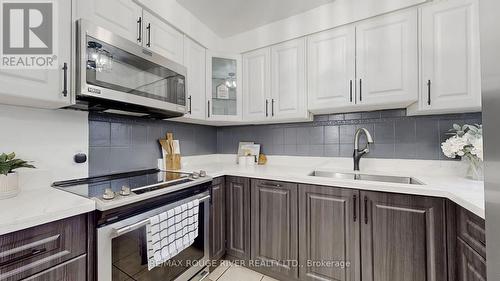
xmin=86 ymin=35 xmax=185 ymax=106
xmin=111 ymin=203 xmax=205 ymax=280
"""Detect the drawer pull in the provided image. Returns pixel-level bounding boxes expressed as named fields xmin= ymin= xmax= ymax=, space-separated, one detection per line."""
xmin=364 ymin=196 xmax=369 ymax=224
xmin=146 ymin=23 xmax=151 ymax=47
xmin=1 ymin=251 xmax=69 ymax=280
xmin=353 ymin=194 xmax=357 ymax=222
xmin=137 ymin=17 xmax=142 ymax=42
xmin=427 ymin=80 xmax=432 ymax=105
xmin=349 ymin=80 xmax=353 ymax=103
xmin=261 ymin=182 xmax=282 ymax=188
xmin=359 ymin=79 xmax=363 ymax=102
xmin=62 ymin=63 xmax=68 ymax=97
xmin=0 ymin=248 xmax=47 ymax=267
xmin=0 ymin=235 xmax=59 ymax=259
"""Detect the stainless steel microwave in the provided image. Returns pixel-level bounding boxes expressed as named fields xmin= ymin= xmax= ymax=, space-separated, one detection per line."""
xmin=70 ymin=19 xmax=187 ymax=119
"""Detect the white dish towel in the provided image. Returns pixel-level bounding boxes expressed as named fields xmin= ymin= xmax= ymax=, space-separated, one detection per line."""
xmin=146 ymin=199 xmax=199 ymax=270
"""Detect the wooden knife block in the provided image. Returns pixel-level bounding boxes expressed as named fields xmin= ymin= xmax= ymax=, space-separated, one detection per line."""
xmin=165 ymin=154 xmax=181 ymax=170
xmin=164 ymin=154 xmax=181 ymax=180
xmin=160 ymin=132 xmax=182 ymax=180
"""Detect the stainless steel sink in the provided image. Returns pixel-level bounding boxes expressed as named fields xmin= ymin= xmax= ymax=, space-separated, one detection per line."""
xmin=309 ymin=171 xmax=424 ymax=185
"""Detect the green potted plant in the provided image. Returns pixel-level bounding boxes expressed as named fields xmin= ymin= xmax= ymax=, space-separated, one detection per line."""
xmin=0 ymin=153 xmax=35 ymax=199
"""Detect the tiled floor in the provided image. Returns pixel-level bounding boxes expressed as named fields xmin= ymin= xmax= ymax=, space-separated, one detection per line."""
xmin=207 ymin=261 xmax=279 ymax=281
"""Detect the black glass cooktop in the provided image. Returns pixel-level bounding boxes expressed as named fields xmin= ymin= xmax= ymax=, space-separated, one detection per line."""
xmin=52 ymin=169 xmax=193 ymax=199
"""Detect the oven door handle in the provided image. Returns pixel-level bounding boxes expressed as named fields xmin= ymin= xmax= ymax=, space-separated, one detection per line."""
xmin=114 ymin=219 xmax=150 ymax=236
xmin=113 ymin=195 xmax=211 ymax=236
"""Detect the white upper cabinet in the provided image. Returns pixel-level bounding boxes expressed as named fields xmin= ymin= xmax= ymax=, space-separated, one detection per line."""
xmin=243 ymin=48 xmax=271 ymax=121
xmin=242 ymin=41 xmax=311 ymax=123
xmin=410 ymin=0 xmax=481 ymax=115
xmin=307 ymin=25 xmax=356 ymax=113
xmin=271 ymin=38 xmax=309 ymax=121
xmin=143 ymin=10 xmax=184 ymax=65
xmin=184 ymin=37 xmax=206 ymax=120
xmin=352 ymin=0 xmax=426 ymax=21
xmin=76 ymin=1 xmax=184 ymax=64
xmin=206 ymin=52 xmax=243 ymax=122
xmin=0 ymin=0 xmax=72 ymax=109
xmin=75 ymin=0 xmax=142 ymax=43
xmin=356 ymin=9 xmax=418 ymax=108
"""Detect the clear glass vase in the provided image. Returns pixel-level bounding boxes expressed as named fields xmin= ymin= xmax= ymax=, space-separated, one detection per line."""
xmin=464 ymin=155 xmax=484 ymax=181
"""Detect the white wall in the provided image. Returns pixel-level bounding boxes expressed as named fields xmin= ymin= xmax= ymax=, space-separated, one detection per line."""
xmin=219 ymin=0 xmax=427 ymax=53
xmin=134 ymin=0 xmax=429 ymax=53
xmin=0 ymin=105 xmax=88 ymax=190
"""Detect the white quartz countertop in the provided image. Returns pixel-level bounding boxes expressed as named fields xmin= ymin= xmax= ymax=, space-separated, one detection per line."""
xmin=0 ymin=188 xmax=95 ymax=236
xmin=0 ymin=155 xmax=485 ymax=236
xmin=180 ymin=155 xmax=485 ymax=219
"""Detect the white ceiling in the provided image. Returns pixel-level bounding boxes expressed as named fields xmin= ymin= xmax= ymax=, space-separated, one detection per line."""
xmin=176 ymin=0 xmax=335 ymax=38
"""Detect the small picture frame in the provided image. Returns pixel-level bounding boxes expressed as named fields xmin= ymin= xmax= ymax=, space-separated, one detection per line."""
xmin=237 ymin=142 xmax=254 ymax=163
xmin=216 ymin=84 xmax=229 ymax=99
xmin=240 ymin=144 xmax=261 ymax=163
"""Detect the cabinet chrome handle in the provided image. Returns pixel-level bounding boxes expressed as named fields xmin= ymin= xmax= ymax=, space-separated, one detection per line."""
xmin=188 ymin=96 xmax=192 ymax=114
xmin=261 ymin=182 xmax=282 ymax=188
xmin=146 ymin=23 xmax=151 ymax=47
xmin=353 ymin=194 xmax=357 ymax=222
xmin=137 ymin=17 xmax=142 ymax=42
xmin=207 ymin=100 xmax=210 ymax=118
xmin=364 ymin=196 xmax=368 ymax=224
xmin=62 ymin=62 xmax=68 ymax=97
xmin=265 ymin=99 xmax=269 ymax=117
xmin=350 ymin=80 xmax=353 ymax=103
xmin=271 ymin=99 xmax=275 ymax=116
xmin=359 ymin=79 xmax=363 ymax=102
xmin=427 ymin=80 xmax=431 ymax=105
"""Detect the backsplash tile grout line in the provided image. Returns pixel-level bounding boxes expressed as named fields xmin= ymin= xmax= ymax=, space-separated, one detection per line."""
xmin=215 ymin=109 xmax=482 ymax=160
xmin=88 ymin=113 xmax=218 ymax=176
xmin=88 ymin=109 xmax=481 ymax=175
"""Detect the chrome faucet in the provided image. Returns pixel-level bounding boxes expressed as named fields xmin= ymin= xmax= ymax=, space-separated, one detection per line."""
xmin=353 ymin=128 xmax=374 ymax=171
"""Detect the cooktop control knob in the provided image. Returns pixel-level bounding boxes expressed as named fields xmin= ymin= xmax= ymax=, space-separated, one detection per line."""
xmin=120 ymin=186 xmax=131 ymax=196
xmin=191 ymin=172 xmax=200 ymax=179
xmin=102 ymin=188 xmax=115 ymax=200
xmin=199 ymin=170 xmax=207 ymax=177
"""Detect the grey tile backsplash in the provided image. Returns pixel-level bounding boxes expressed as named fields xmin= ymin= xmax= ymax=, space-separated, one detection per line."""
xmin=89 ymin=109 xmax=481 ymax=176
xmin=216 ymin=109 xmax=482 ymax=160
xmin=89 ymin=113 xmax=217 ymax=176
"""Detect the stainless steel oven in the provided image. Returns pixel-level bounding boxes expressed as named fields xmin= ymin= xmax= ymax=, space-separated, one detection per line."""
xmin=71 ymin=19 xmax=187 ymax=119
xmin=97 ymin=191 xmax=210 ymax=281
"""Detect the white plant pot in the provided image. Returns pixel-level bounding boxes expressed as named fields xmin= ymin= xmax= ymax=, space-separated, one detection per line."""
xmin=0 ymin=172 xmax=19 ymax=199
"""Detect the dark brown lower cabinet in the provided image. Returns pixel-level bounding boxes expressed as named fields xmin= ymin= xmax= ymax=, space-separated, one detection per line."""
xmin=210 ymin=177 xmax=226 ymax=260
xmin=0 ymin=214 xmax=89 ymax=281
xmin=221 ymin=177 xmax=483 ymax=281
xmin=225 ymin=176 xmax=251 ymax=260
xmin=452 ymin=204 xmax=487 ymax=281
xmin=457 ymin=206 xmax=486 ymax=259
xmin=298 ymin=184 xmax=360 ymax=281
xmin=22 ymin=255 xmax=87 ymax=281
xmin=251 ymin=179 xmax=298 ymax=279
xmin=360 ymin=191 xmax=448 ymax=281
xmin=457 ymin=237 xmax=486 ymax=281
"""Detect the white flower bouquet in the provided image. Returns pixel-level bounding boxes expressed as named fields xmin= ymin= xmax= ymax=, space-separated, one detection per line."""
xmin=441 ymin=124 xmax=483 ymax=180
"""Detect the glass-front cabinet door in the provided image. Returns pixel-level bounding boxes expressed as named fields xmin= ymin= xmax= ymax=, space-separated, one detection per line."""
xmin=206 ymin=52 xmax=242 ymax=121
